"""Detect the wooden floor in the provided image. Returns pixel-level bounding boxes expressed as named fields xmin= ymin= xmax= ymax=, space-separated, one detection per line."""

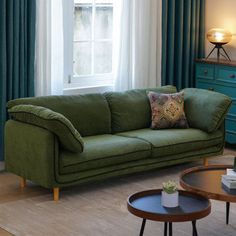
xmin=0 ymin=146 xmax=235 ymax=236
xmin=0 ymin=228 xmax=13 ymax=236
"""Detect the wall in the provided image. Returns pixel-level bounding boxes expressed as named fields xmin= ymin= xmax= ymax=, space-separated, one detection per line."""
xmin=205 ymin=0 xmax=236 ymax=60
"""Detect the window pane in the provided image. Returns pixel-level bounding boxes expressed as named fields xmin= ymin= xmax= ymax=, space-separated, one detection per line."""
xmin=74 ymin=5 xmax=92 ymax=41
xmin=74 ymin=42 xmax=92 ymax=75
xmin=94 ymin=42 xmax=112 ymax=74
xmin=95 ymin=6 xmax=113 ymax=39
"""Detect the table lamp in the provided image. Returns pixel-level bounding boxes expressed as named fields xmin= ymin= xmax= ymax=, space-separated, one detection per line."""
xmin=206 ymin=28 xmax=232 ymax=61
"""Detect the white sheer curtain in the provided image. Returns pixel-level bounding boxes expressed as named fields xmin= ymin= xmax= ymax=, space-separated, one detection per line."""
xmin=114 ymin=0 xmax=162 ymax=91
xmin=35 ymin=0 xmax=66 ymax=96
xmin=35 ymin=0 xmax=162 ymax=95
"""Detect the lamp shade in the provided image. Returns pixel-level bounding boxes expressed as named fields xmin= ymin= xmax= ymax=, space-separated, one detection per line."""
xmin=207 ymin=28 xmax=232 ymax=45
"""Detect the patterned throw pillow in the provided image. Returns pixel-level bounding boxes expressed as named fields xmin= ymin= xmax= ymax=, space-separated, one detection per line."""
xmin=147 ymin=91 xmax=189 ymax=129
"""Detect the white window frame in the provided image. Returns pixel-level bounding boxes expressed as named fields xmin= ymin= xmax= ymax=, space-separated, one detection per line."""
xmin=64 ymin=0 xmax=114 ymax=90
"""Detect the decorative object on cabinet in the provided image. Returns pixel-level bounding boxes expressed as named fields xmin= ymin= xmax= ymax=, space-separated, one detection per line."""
xmin=196 ymin=58 xmax=236 ymax=143
xmin=206 ymin=28 xmax=232 ymax=61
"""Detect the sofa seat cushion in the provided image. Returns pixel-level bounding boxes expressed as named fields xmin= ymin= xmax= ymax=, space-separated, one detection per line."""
xmin=59 ymin=134 xmax=151 ymax=174
xmin=116 ymin=128 xmax=223 ymax=158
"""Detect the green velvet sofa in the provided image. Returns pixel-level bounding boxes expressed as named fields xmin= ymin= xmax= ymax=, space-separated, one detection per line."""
xmin=4 ymin=85 xmax=231 ymax=200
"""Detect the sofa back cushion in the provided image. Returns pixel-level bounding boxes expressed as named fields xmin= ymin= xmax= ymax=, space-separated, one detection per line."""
xmin=7 ymin=94 xmax=111 ymax=136
xmin=183 ymin=88 xmax=232 ymax=133
xmin=104 ymin=85 xmax=177 ymax=133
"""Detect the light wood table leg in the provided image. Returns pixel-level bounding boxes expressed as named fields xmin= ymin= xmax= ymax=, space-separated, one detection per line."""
xmin=203 ymin=158 xmax=208 ymax=166
xmin=53 ymin=187 xmax=59 ymax=201
xmin=20 ymin=177 xmax=26 ymax=188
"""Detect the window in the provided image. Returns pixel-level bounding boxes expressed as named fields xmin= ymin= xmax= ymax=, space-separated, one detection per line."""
xmin=70 ymin=0 xmax=114 ymax=87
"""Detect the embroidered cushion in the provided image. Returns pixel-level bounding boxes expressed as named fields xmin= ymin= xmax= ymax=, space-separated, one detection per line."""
xmin=147 ymin=91 xmax=189 ymax=129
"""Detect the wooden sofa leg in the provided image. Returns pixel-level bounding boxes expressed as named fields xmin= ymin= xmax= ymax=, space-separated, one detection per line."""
xmin=203 ymin=157 xmax=208 ymax=167
xmin=53 ymin=187 xmax=59 ymax=201
xmin=20 ymin=177 xmax=26 ymax=188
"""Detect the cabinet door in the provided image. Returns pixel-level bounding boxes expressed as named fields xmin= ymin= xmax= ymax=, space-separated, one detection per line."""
xmin=216 ymin=66 xmax=236 ymax=84
xmin=196 ymin=81 xmax=215 ymax=91
xmin=196 ymin=62 xmax=236 ymax=143
xmin=225 ymin=116 xmax=236 ymax=144
xmin=196 ymin=63 xmax=215 ymax=91
xmin=196 ymin=63 xmax=214 ymax=80
xmin=214 ymin=66 xmax=236 ymax=143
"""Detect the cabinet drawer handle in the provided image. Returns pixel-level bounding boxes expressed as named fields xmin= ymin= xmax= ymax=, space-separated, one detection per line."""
xmin=208 ymin=88 xmax=214 ymax=91
xmin=204 ymin=69 xmax=208 ymax=75
xmin=229 ymin=74 xmax=235 ymax=78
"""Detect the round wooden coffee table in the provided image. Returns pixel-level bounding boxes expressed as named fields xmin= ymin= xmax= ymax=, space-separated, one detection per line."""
xmin=180 ymin=165 xmax=236 ymax=224
xmin=127 ymin=189 xmax=211 ymax=236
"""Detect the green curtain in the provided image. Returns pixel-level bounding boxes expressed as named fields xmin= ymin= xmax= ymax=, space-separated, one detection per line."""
xmin=162 ymin=0 xmax=205 ymax=90
xmin=0 ymin=0 xmax=36 ymax=161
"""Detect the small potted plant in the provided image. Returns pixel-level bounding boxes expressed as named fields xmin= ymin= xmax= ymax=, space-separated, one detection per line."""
xmin=161 ymin=180 xmax=179 ymax=208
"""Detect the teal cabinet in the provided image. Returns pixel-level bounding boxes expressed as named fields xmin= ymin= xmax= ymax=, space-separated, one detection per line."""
xmin=196 ymin=59 xmax=236 ymax=144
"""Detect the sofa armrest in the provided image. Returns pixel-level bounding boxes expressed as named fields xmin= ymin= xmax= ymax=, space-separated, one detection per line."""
xmin=8 ymin=104 xmax=84 ymax=153
xmin=5 ymin=120 xmax=59 ymax=188
xmin=183 ymin=88 xmax=232 ymax=133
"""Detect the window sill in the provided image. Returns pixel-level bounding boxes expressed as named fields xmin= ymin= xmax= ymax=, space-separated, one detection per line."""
xmin=63 ymin=84 xmax=114 ymax=95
